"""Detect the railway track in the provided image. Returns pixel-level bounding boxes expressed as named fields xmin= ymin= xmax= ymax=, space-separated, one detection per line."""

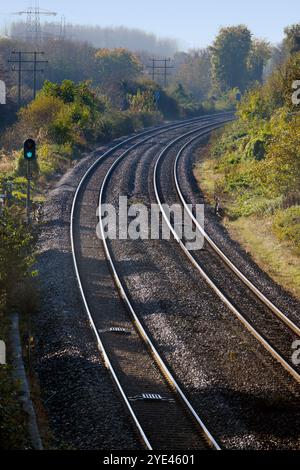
xmin=70 ymin=115 xmax=230 ymax=450
xmin=174 ymin=134 xmax=300 ymax=336
xmin=153 ymin=130 xmax=300 ymax=383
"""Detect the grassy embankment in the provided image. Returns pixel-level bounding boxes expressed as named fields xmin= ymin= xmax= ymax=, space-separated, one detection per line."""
xmin=195 ymin=152 xmax=300 ymax=298
xmin=194 ymin=50 xmax=300 ymax=299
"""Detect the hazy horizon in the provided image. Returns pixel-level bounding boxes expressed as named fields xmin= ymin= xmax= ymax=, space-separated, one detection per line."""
xmin=1 ymin=0 xmax=300 ymax=50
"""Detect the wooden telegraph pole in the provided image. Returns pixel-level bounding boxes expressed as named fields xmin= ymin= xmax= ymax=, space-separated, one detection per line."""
xmin=8 ymin=51 xmax=47 ymax=105
xmin=147 ymin=58 xmax=173 ymax=88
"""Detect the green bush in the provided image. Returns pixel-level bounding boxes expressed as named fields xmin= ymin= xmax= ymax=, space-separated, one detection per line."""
xmin=273 ymin=206 xmax=300 ymax=251
xmin=1 ymin=79 xmax=165 ymax=182
xmin=245 ymin=137 xmax=265 ymax=161
xmin=0 ymin=207 xmax=36 ymax=313
xmin=208 ymin=52 xmax=300 ymax=238
xmin=15 ymin=153 xmax=39 ymax=178
xmin=0 ymin=365 xmax=28 ymax=449
xmin=37 ymin=144 xmax=71 ymax=176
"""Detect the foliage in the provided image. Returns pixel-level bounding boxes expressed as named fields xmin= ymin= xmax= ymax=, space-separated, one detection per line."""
xmin=95 ymin=48 xmax=142 ymax=83
xmin=167 ymin=83 xmax=204 ymax=116
xmin=284 ymin=24 xmax=300 ymax=55
xmin=0 ymin=207 xmax=36 ymax=314
xmin=0 ymin=207 xmax=35 ymax=449
xmin=244 ymin=137 xmax=266 ymax=161
xmin=127 ymin=89 xmax=156 ymax=112
xmin=273 ymin=206 xmax=300 ymax=252
xmin=211 ymin=26 xmax=271 ymax=92
xmin=94 ymin=48 xmax=142 ymax=106
xmin=0 ymin=364 xmax=28 ymax=449
xmin=247 ymin=39 xmax=272 ymax=83
xmin=211 ymin=25 xmax=252 ymax=92
xmin=173 ymin=49 xmax=212 ymax=101
xmin=206 ymin=50 xmax=300 ymax=253
xmin=238 ymin=52 xmax=300 ymax=120
xmin=213 ymin=88 xmax=242 ymax=111
xmin=123 ymin=78 xmax=181 ymax=118
xmin=0 ymin=76 xmax=168 ymax=190
xmin=261 ymin=111 xmax=300 ymax=196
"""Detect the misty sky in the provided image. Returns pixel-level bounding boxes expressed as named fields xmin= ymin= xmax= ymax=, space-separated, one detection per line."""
xmin=1 ymin=0 xmax=300 ymax=49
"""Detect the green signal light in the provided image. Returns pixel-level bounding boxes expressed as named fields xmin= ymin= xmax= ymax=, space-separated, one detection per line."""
xmin=24 ymin=139 xmax=36 ymax=160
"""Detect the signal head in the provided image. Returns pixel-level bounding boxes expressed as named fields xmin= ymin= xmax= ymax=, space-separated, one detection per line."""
xmin=24 ymin=139 xmax=36 ymax=160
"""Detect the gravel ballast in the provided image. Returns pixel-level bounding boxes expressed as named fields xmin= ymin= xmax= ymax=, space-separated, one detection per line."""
xmin=32 ymin=122 xmax=203 ymax=450
xmin=34 ymin=143 xmax=142 ymax=450
xmin=33 ymin=119 xmax=300 ymax=450
xmin=103 ymin=126 xmax=300 ymax=450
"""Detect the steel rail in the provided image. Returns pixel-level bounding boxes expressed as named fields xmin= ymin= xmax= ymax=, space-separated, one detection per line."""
xmin=97 ymin=119 xmax=229 ymax=450
xmin=173 ymin=133 xmax=300 ymax=338
xmin=71 ymin=116 xmax=226 ymax=451
xmin=153 ymin=129 xmax=300 ymax=384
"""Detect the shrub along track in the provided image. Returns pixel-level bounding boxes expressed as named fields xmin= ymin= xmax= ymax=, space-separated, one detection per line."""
xmin=101 ymin=120 xmax=300 ymax=449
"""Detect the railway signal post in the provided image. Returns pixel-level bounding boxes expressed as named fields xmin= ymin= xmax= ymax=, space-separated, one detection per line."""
xmin=23 ymin=138 xmax=36 ymax=224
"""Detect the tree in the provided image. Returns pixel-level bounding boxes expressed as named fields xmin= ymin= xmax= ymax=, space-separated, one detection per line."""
xmin=265 ymin=112 xmax=300 ymax=196
xmin=284 ymin=24 xmax=300 ymax=55
xmin=7 ymin=80 xmax=107 ymax=151
xmin=174 ymin=49 xmax=212 ymax=101
xmin=264 ymin=45 xmax=287 ymax=78
xmin=127 ymin=89 xmax=156 ymax=112
xmin=43 ymin=39 xmax=96 ymax=85
xmin=247 ymin=40 xmax=271 ymax=83
xmin=211 ymin=25 xmax=252 ymax=92
xmin=0 ymin=208 xmax=36 ymax=313
xmin=94 ymin=48 xmax=142 ymax=105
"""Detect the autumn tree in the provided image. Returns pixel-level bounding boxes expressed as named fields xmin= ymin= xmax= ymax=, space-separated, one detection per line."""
xmin=247 ymin=39 xmax=271 ymax=83
xmin=43 ymin=39 xmax=96 ymax=85
xmin=174 ymin=49 xmax=212 ymax=101
xmin=127 ymin=89 xmax=156 ymax=112
xmin=211 ymin=25 xmax=252 ymax=92
xmin=94 ymin=48 xmax=142 ymax=105
xmin=265 ymin=112 xmax=300 ymax=196
xmin=284 ymin=24 xmax=300 ymax=55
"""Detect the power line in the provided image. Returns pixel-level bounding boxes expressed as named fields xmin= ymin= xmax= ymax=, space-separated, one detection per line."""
xmin=8 ymin=51 xmax=48 ymax=104
xmin=147 ymin=58 xmax=173 ymax=88
xmin=12 ymin=3 xmax=57 ymax=44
